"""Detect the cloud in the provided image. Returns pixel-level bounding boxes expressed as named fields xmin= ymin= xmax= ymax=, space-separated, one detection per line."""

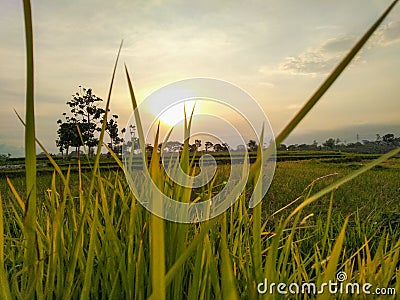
xmin=372 ymin=21 xmax=400 ymax=46
xmin=280 ymin=35 xmax=356 ymax=75
xmin=280 ymin=21 xmax=400 ymax=76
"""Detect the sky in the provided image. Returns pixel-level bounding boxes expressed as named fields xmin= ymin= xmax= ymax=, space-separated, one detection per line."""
xmin=1 ymin=0 xmax=400 ymax=156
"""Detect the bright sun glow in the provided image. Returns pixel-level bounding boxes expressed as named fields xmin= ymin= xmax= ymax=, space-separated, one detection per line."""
xmin=145 ymin=85 xmax=203 ymax=127
xmin=157 ymin=100 xmax=198 ymax=126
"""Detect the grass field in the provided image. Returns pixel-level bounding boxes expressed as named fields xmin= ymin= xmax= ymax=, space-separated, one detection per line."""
xmin=1 ymin=1 xmax=399 ymax=298
xmin=3 ymin=154 xmax=400 ymax=222
xmin=1 ymin=153 xmax=400 ymax=299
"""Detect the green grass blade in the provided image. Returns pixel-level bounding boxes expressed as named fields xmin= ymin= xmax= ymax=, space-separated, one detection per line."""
xmin=274 ymin=0 xmax=398 ymax=147
xmin=250 ymin=127 xmax=264 ymax=282
xmin=89 ymin=40 xmax=123 ymax=194
xmin=62 ymin=176 xmax=90 ymax=299
xmin=317 ymin=217 xmax=349 ymax=300
xmin=125 ymin=65 xmax=147 ymax=157
xmin=220 ymin=215 xmax=239 ymax=300
xmin=164 ymin=221 xmax=213 ymax=286
xmin=0 ymin=194 xmax=12 ymax=300
xmin=80 ymin=194 xmax=99 ymax=300
xmin=204 ymin=234 xmax=221 ymax=299
xmin=148 ymin=125 xmax=166 ymax=300
xmin=22 ymin=0 xmax=38 ymax=293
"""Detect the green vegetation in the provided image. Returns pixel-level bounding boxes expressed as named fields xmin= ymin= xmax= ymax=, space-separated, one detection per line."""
xmin=1 ymin=0 xmax=399 ymax=299
xmin=2 ymin=152 xmax=400 ymax=299
xmin=279 ymin=133 xmax=400 ymax=154
xmin=56 ymin=86 xmax=125 ymax=158
xmin=2 ymin=157 xmax=400 ymax=223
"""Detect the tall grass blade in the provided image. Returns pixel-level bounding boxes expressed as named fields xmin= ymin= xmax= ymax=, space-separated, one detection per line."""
xmin=251 ymin=127 xmax=264 ymax=282
xmin=0 ymin=194 xmax=12 ymax=300
xmin=89 ymin=40 xmax=123 ymax=194
xmin=22 ymin=0 xmax=39 ymax=294
xmin=164 ymin=221 xmax=213 ymax=286
xmin=317 ymin=217 xmax=349 ymax=300
xmin=125 ymin=65 xmax=147 ymax=156
xmin=62 ymin=175 xmax=89 ymax=299
xmin=80 ymin=194 xmax=99 ymax=300
xmin=220 ymin=215 xmax=239 ymax=300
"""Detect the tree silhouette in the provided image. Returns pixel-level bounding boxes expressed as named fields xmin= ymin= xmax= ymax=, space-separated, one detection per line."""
xmin=247 ymin=140 xmax=258 ymax=152
xmin=56 ymin=87 xmax=123 ymax=158
xmin=213 ymin=143 xmax=228 ymax=152
xmin=382 ymin=133 xmax=395 ymax=144
xmin=56 ymin=120 xmax=80 ymax=158
xmin=322 ymin=138 xmax=336 ymax=149
xmin=189 ymin=139 xmax=202 ymax=153
xmin=66 ymin=87 xmax=105 ymax=155
xmin=106 ymin=114 xmax=125 ymax=155
xmin=204 ymin=141 xmax=213 ymax=152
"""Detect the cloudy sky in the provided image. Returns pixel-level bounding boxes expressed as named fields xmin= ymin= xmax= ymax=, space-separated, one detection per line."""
xmin=1 ymin=0 xmax=400 ymax=156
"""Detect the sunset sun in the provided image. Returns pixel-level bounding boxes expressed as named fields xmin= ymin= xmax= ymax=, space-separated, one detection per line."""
xmin=156 ymin=100 xmax=198 ymax=126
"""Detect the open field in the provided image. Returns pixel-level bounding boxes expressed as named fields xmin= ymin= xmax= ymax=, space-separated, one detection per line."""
xmin=1 ymin=153 xmax=400 ymax=299
xmin=2 ymin=152 xmax=399 ymax=230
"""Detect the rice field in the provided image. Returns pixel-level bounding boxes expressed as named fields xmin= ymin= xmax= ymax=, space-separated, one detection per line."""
xmin=1 ymin=155 xmax=399 ymax=299
xmin=1 ymin=0 xmax=399 ymax=299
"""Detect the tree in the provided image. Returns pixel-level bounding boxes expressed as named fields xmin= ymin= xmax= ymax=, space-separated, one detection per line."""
xmin=222 ymin=142 xmax=230 ymax=152
xmin=189 ymin=139 xmax=202 ymax=153
xmin=145 ymin=144 xmax=154 ymax=154
xmin=277 ymin=144 xmax=287 ymax=151
xmin=56 ymin=86 xmax=123 ymax=158
xmin=247 ymin=140 xmax=258 ymax=152
xmin=213 ymin=143 xmax=223 ymax=152
xmin=213 ymin=143 xmax=229 ymax=152
xmin=160 ymin=141 xmax=183 ymax=152
xmin=376 ymin=134 xmax=381 ymax=144
xmin=322 ymin=138 xmax=336 ymax=150
xmin=106 ymin=114 xmax=125 ymax=155
xmin=0 ymin=153 xmax=11 ymax=159
xmin=66 ymin=87 xmax=105 ymax=155
xmin=126 ymin=125 xmax=140 ymax=154
xmin=382 ymin=133 xmax=395 ymax=144
xmin=195 ymin=139 xmax=201 ymax=150
xmin=56 ymin=121 xmax=79 ymax=158
xmin=204 ymin=141 xmax=213 ymax=152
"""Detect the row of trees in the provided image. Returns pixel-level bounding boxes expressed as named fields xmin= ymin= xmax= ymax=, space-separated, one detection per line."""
xmin=279 ymin=133 xmax=400 ymax=153
xmin=147 ymin=140 xmax=231 ymax=153
xmin=132 ymin=140 xmax=256 ymax=154
xmin=135 ymin=134 xmax=400 ymax=155
xmin=55 ymin=88 xmax=399 ymax=157
xmin=56 ymin=87 xmax=125 ymax=158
